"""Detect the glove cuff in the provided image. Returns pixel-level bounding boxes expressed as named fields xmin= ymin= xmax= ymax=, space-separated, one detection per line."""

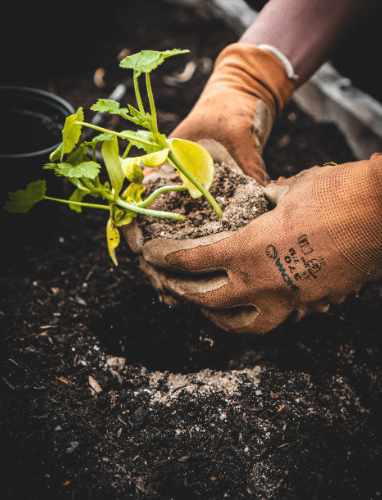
xmin=257 ymin=44 xmax=299 ymax=82
xmin=316 ymin=153 xmax=382 ymax=277
xmin=214 ymin=43 xmax=296 ymax=117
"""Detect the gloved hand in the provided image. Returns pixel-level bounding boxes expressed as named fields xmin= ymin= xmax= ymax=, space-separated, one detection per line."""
xmin=125 ymin=154 xmax=382 ymax=334
xmin=147 ymin=43 xmax=296 ymax=185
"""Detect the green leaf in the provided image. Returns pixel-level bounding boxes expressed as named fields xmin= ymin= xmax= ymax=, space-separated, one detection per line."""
xmin=62 ymin=107 xmax=84 ymax=159
xmin=67 ymin=143 xmax=88 ymax=166
xmin=120 ymin=130 xmax=164 ymax=154
xmin=127 ymin=104 xmax=142 ymax=119
xmin=106 ymin=213 xmax=120 ymax=266
xmin=90 ymin=99 xmax=128 ymax=117
xmin=101 ymin=137 xmax=124 ymax=195
xmin=120 ymin=106 xmax=152 ymax=128
xmin=119 ymin=49 xmax=190 ymax=77
xmin=87 ymin=133 xmax=115 ymax=146
xmin=168 ymin=138 xmax=214 ymax=198
xmin=43 ymin=162 xmax=58 ymax=170
xmin=69 ymin=188 xmax=89 ymax=213
xmin=68 ymin=177 xmax=88 ymax=190
xmin=4 ymin=180 xmax=46 ymax=213
xmin=50 ymin=142 xmax=64 ymax=161
xmin=115 ymin=184 xmax=145 ymax=228
xmin=56 ymin=162 xmax=101 ymax=179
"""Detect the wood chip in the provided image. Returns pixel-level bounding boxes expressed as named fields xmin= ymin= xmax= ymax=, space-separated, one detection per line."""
xmin=210 ymin=476 xmax=217 ymax=481
xmin=37 ymin=332 xmax=53 ymax=343
xmin=117 ymin=416 xmax=127 ymax=426
xmin=117 ymin=48 xmax=131 ymax=61
xmin=66 ymin=441 xmax=79 ymax=453
xmin=178 ymin=455 xmax=189 ymax=461
xmin=134 ymin=478 xmax=148 ymax=494
xmin=89 ymin=375 xmax=102 ymax=393
xmin=57 ymin=376 xmax=71 ymax=385
xmin=3 ymin=377 xmax=15 ymax=390
xmin=94 ymin=67 xmax=106 ymax=89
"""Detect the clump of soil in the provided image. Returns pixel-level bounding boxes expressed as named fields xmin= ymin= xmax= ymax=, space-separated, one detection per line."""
xmin=138 ymin=162 xmax=268 ymax=241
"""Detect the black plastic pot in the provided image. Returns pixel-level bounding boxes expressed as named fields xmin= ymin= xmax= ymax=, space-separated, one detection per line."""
xmin=0 ymin=87 xmax=75 ymax=243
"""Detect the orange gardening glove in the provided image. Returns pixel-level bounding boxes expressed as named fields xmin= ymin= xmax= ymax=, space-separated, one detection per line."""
xmin=127 ymin=154 xmax=382 ymax=334
xmin=165 ymin=43 xmax=296 ymax=186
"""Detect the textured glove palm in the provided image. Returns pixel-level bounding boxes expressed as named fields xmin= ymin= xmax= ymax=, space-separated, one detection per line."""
xmin=131 ymin=154 xmax=382 ymax=333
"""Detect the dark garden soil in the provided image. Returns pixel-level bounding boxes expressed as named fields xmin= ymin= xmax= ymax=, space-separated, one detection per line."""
xmin=1 ymin=1 xmax=382 ymax=499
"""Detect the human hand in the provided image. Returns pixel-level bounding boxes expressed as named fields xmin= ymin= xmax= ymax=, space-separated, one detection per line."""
xmin=145 ymin=43 xmax=296 ymax=186
xmin=125 ymin=154 xmax=382 ymax=334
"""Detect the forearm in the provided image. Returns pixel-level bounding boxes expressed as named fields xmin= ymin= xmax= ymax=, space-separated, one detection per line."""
xmin=239 ymin=0 xmax=378 ymax=87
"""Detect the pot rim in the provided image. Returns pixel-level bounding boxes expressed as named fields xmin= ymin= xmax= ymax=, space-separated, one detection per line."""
xmin=0 ymin=86 xmax=75 ymax=159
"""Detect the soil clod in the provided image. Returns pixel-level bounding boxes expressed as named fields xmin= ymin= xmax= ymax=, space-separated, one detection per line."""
xmin=139 ymin=163 xmax=268 ymax=241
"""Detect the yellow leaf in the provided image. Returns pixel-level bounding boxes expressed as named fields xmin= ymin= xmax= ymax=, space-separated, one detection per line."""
xmin=121 ymin=157 xmax=144 ymax=183
xmin=101 ymin=137 xmax=124 ymax=195
xmin=122 ymin=183 xmax=145 ymax=203
xmin=168 ymin=138 xmax=214 ymax=198
xmin=140 ymin=148 xmax=169 ymax=167
xmin=121 ymin=149 xmax=168 ymax=182
xmin=106 ymin=215 xmax=120 ymax=266
xmin=114 ymin=210 xmax=135 ymax=227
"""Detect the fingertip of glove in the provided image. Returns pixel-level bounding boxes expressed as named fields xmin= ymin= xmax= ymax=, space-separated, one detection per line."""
xmin=263 ymin=183 xmax=290 ymax=205
xmin=143 ymin=232 xmax=236 ymax=269
xmin=201 ymin=304 xmax=260 ymax=332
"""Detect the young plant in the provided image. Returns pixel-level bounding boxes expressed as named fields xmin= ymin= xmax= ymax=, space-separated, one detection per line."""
xmin=4 ymin=49 xmax=222 ymax=265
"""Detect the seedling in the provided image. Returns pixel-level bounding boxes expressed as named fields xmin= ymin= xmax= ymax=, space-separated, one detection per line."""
xmin=4 ymin=49 xmax=222 ymax=264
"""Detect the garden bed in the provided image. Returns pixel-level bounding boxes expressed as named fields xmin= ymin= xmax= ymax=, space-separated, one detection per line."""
xmin=1 ymin=1 xmax=382 ymax=499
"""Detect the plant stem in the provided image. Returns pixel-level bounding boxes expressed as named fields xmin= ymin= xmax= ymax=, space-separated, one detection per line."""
xmin=146 ymin=73 xmax=157 ymax=132
xmin=75 ymin=122 xmax=154 ymax=147
xmin=116 ymin=198 xmax=185 ymax=221
xmin=134 ymin=77 xmax=145 ymax=114
xmin=168 ymin=150 xmax=223 ymax=217
xmin=44 ymin=197 xmax=110 ymax=210
xmin=45 ymin=193 xmax=184 ymax=221
xmin=122 ymin=142 xmax=132 ymax=160
xmin=138 ymin=185 xmax=187 ymax=208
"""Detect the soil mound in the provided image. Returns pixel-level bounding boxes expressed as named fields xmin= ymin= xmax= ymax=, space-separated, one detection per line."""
xmin=139 ymin=163 xmax=268 ymax=241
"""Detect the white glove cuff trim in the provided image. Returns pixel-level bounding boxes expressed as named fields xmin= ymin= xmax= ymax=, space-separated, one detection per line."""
xmin=258 ymin=44 xmax=299 ymax=81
